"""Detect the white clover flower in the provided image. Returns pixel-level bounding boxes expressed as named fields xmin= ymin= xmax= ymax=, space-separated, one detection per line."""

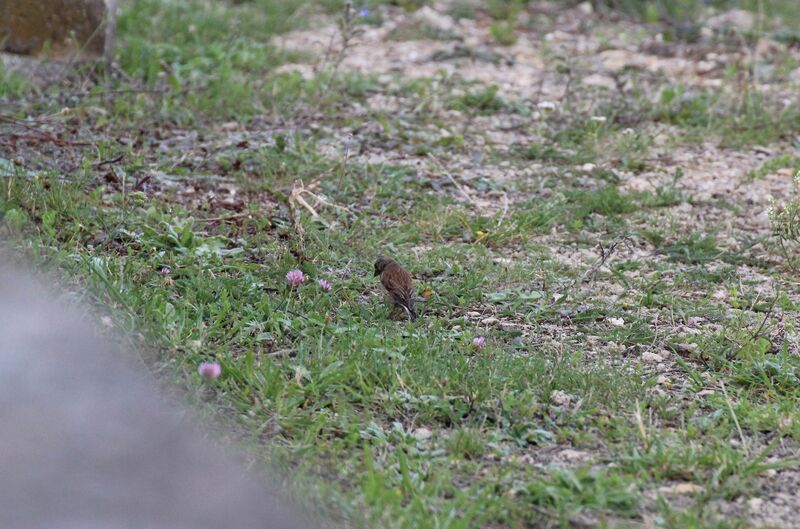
xmin=766 ymin=198 xmax=776 ymax=220
xmin=286 ymin=269 xmax=305 ymax=287
xmin=198 ymin=361 xmax=222 ymax=380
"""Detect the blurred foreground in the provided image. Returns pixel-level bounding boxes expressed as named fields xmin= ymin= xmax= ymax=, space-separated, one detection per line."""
xmin=0 ymin=259 xmax=311 ymax=529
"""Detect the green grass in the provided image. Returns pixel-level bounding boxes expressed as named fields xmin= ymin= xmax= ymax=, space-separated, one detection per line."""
xmin=747 ymin=154 xmax=800 ymax=181
xmin=655 ymin=86 xmax=800 ymax=148
xmin=0 ymin=68 xmax=28 ymax=98
xmin=2 ymin=0 xmax=800 ymax=527
xmin=0 ymin=165 xmax=647 ymax=528
xmin=593 ymin=0 xmax=800 ymax=30
xmin=452 ymin=85 xmax=511 ymax=115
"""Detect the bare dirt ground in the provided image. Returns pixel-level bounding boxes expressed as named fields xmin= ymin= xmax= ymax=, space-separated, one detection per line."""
xmin=269 ymin=2 xmax=800 ymax=526
xmin=3 ymin=1 xmax=800 ymax=527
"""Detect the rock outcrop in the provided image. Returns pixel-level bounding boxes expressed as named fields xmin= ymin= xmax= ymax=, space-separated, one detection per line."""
xmin=0 ymin=0 xmax=116 ymax=60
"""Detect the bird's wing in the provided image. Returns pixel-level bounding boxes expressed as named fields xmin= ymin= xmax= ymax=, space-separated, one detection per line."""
xmin=382 ymin=268 xmax=414 ymax=306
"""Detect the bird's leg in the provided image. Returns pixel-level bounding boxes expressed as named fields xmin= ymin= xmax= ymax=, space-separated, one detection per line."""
xmin=399 ymin=304 xmax=415 ymax=321
xmin=388 ymin=306 xmax=403 ymax=320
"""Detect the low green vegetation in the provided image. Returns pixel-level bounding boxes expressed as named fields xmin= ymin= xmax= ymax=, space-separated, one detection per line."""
xmin=2 ymin=0 xmax=799 ymax=528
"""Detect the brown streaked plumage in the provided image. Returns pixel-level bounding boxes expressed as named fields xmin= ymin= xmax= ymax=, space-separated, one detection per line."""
xmin=374 ymin=256 xmax=417 ymax=321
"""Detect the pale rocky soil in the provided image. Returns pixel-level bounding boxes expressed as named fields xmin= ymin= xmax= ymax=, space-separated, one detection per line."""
xmin=5 ymin=1 xmax=798 ymax=525
xmin=274 ymin=0 xmax=800 ymax=228
xmin=271 ymin=2 xmax=800 ymax=527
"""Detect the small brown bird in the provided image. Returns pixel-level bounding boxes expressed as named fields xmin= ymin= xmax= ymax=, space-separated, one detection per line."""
xmin=374 ymin=256 xmax=417 ymax=321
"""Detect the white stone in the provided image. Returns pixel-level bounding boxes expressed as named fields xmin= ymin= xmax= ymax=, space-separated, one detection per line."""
xmin=597 ymin=49 xmax=646 ymax=74
xmin=707 ymin=9 xmax=755 ymax=32
xmin=659 ymin=482 xmax=703 ymax=495
xmin=412 ymin=427 xmax=433 ymax=441
xmin=559 ymin=449 xmax=588 ymax=461
xmin=641 ymin=351 xmax=662 ymax=364
xmin=550 ymin=390 xmax=571 ymax=406
xmin=695 ymin=60 xmax=717 ymax=75
xmin=274 ymin=63 xmax=315 ymax=80
xmin=582 ymin=73 xmax=616 ymax=90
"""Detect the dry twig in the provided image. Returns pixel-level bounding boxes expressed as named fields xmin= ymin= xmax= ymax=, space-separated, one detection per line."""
xmin=427 ymin=153 xmax=475 ymax=205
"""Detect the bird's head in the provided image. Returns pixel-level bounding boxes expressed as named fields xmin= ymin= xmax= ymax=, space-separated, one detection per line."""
xmin=374 ymin=256 xmax=394 ymax=276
